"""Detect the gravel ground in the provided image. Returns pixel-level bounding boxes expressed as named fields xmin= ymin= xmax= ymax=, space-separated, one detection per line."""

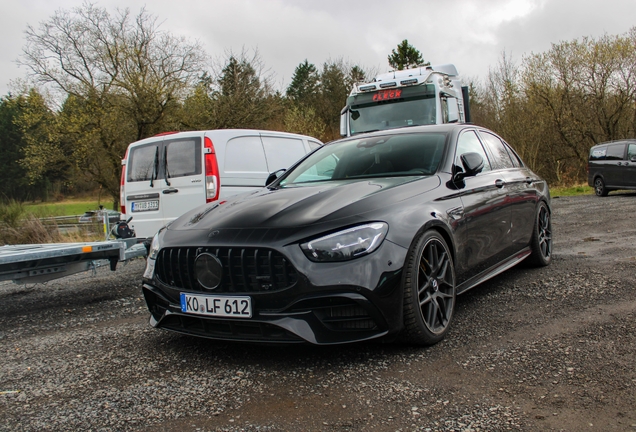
xmin=1 ymin=193 xmax=635 ymax=431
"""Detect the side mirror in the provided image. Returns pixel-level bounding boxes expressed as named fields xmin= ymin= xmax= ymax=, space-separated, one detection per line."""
xmin=461 ymin=152 xmax=485 ymax=175
xmin=454 ymin=152 xmax=484 ymax=182
xmin=266 ymin=168 xmax=286 ymax=186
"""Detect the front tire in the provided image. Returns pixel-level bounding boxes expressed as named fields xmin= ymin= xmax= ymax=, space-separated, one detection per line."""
xmin=527 ymin=201 xmax=552 ymax=267
xmin=402 ymin=230 xmax=456 ymax=345
xmin=594 ymin=177 xmax=609 ymax=196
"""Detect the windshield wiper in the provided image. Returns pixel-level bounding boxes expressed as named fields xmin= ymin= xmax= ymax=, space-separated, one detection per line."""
xmin=163 ymin=146 xmax=171 ymax=186
xmin=150 ymin=146 xmax=159 ymax=187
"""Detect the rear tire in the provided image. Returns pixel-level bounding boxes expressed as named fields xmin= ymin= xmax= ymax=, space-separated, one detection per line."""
xmin=594 ymin=177 xmax=609 ymax=196
xmin=527 ymin=201 xmax=552 ymax=267
xmin=402 ymin=230 xmax=456 ymax=345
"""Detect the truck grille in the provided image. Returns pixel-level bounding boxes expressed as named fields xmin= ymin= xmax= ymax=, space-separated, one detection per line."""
xmin=155 ymin=247 xmax=298 ymax=293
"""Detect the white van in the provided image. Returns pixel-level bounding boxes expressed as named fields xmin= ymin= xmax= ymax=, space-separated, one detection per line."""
xmin=120 ymin=129 xmax=323 ymax=239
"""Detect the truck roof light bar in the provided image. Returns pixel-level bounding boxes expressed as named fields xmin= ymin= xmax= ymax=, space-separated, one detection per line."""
xmin=379 ymin=82 xmax=397 ymax=88
xmin=358 ymin=84 xmax=377 ymax=91
xmin=400 ymin=78 xmax=418 ymax=85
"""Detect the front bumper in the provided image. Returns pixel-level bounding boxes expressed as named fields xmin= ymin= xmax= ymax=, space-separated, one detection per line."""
xmin=142 ymin=240 xmax=408 ymax=345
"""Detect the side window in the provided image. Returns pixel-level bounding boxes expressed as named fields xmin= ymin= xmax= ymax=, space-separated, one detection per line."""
xmin=503 ymin=142 xmax=523 ymax=167
xmin=262 ymin=136 xmax=307 ymax=171
xmin=127 ymin=142 xmax=159 ymax=182
xmin=225 ymin=136 xmax=268 ymax=173
xmin=590 ymin=146 xmax=607 ymax=160
xmin=606 ymin=143 xmax=626 ymax=160
xmin=627 ymin=143 xmax=636 ymax=161
xmin=479 ymin=132 xmax=514 ymax=169
xmin=456 ymin=130 xmax=491 ymax=173
xmin=165 ymin=138 xmax=201 ymax=178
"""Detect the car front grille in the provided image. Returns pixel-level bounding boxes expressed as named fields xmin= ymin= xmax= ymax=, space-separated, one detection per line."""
xmin=155 ymin=247 xmax=298 ymax=294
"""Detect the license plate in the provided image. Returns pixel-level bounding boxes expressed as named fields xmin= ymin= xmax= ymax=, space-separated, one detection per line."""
xmin=131 ymin=200 xmax=159 ymax=212
xmin=180 ymin=293 xmax=252 ymax=318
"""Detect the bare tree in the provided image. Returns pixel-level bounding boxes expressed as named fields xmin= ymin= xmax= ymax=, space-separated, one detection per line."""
xmin=19 ymin=2 xmax=206 ymax=208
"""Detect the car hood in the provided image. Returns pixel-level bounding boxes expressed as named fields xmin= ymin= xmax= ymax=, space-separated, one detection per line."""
xmin=168 ymin=176 xmax=440 ymax=233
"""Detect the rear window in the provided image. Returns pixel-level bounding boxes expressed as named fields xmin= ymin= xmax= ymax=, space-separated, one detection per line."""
xmin=165 ymin=138 xmax=201 ymax=178
xmin=127 ymin=142 xmax=159 ymax=182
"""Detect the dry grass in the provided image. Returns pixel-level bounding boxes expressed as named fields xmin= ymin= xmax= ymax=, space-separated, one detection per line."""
xmin=0 ymin=200 xmax=104 ymax=245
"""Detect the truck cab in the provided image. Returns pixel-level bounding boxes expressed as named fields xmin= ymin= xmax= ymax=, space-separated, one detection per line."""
xmin=340 ymin=64 xmax=471 ymax=137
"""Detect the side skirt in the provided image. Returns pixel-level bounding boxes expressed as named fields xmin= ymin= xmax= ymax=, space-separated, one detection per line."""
xmin=456 ymin=247 xmax=531 ymax=296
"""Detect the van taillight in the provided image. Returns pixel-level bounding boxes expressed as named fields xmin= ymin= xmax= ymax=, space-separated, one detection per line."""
xmin=204 ymin=137 xmax=220 ymax=203
xmin=120 ymin=149 xmax=128 ymax=214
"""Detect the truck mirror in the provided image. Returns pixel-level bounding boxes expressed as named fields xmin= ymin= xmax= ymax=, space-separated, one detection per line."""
xmin=447 ymin=98 xmax=460 ymax=123
xmin=340 ymin=107 xmax=349 ymax=137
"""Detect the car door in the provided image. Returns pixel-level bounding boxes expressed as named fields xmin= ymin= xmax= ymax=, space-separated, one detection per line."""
xmin=478 ymin=131 xmax=538 ymax=250
xmin=604 ymin=143 xmax=626 ymax=187
xmin=453 ymin=129 xmax=512 ymax=283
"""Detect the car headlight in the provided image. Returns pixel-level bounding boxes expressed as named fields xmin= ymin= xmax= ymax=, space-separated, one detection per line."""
xmin=300 ymin=222 xmax=388 ymax=262
xmin=148 ymin=232 xmax=161 ymax=260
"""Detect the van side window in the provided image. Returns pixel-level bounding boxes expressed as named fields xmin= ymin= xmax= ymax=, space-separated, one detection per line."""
xmin=456 ymin=130 xmax=491 ymax=172
xmin=590 ymin=146 xmax=607 ymax=160
xmin=128 ymin=143 xmax=159 ymax=182
xmin=262 ymin=137 xmax=307 ymax=171
xmin=479 ymin=132 xmax=514 ymax=169
xmin=165 ymin=139 xmax=201 ymax=178
xmin=225 ymin=136 xmax=268 ymax=173
xmin=628 ymin=143 xmax=636 ymax=161
xmin=606 ymin=143 xmax=626 ymax=160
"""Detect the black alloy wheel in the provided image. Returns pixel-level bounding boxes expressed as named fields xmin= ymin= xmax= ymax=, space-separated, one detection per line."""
xmin=528 ymin=201 xmax=552 ymax=267
xmin=402 ymin=230 xmax=456 ymax=345
xmin=594 ymin=177 xmax=609 ymax=196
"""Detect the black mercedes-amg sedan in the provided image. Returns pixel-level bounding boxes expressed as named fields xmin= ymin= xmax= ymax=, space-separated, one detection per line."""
xmin=141 ymin=124 xmax=552 ymax=345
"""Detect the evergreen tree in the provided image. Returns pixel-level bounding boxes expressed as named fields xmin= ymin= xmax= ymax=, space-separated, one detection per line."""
xmin=388 ymin=39 xmax=426 ymax=70
xmin=286 ymin=60 xmax=319 ymax=105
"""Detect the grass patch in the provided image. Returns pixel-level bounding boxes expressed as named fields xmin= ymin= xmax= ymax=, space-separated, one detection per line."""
xmin=23 ymin=200 xmax=104 ymax=217
xmin=550 ymin=184 xmax=593 ymax=197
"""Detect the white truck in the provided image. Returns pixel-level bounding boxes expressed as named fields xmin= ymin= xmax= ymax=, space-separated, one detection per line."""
xmin=340 ymin=64 xmax=471 ymax=137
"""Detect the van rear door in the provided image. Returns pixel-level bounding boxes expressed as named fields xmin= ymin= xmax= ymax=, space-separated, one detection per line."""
xmin=125 ymin=138 xmax=163 ymax=238
xmin=159 ymin=134 xmax=205 ymax=224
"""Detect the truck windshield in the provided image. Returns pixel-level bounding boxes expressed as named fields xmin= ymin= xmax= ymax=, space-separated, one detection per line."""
xmin=349 ymin=95 xmax=436 ymax=135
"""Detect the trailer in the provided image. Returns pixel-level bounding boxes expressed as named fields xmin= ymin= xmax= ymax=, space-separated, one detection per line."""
xmin=0 ymin=239 xmax=147 ymax=284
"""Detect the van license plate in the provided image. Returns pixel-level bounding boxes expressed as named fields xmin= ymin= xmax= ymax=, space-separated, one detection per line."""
xmin=180 ymin=293 xmax=252 ymax=318
xmin=131 ymin=200 xmax=159 ymax=212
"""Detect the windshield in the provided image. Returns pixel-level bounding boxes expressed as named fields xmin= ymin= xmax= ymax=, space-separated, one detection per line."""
xmin=279 ymin=132 xmax=447 ymax=187
xmin=349 ymin=96 xmax=437 ymax=135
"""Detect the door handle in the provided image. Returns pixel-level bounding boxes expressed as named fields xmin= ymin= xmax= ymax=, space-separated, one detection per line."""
xmin=163 ymin=188 xmax=179 ymax=194
xmin=495 ymin=179 xmax=505 ymax=188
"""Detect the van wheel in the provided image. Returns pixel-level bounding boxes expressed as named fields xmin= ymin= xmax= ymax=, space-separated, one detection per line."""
xmin=594 ymin=177 xmax=609 ymax=196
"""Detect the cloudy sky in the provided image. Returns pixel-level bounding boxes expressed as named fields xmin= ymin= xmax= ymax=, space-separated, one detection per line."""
xmin=0 ymin=0 xmax=634 ymax=96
